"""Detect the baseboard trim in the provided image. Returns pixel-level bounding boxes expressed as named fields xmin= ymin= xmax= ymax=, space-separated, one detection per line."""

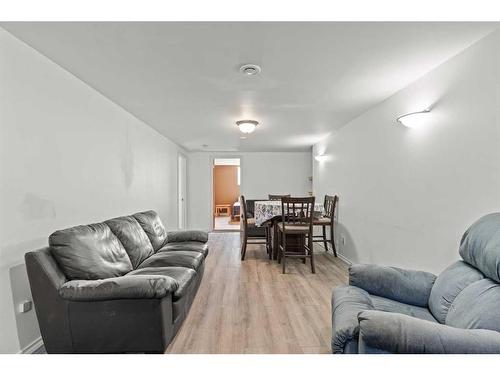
xmin=19 ymin=336 xmax=43 ymax=354
xmin=337 ymin=252 xmax=353 ymax=266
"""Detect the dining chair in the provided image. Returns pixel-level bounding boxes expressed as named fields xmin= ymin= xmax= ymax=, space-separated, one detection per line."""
xmin=240 ymin=195 xmax=271 ymax=261
xmin=268 ymin=194 xmax=291 ymax=200
xmin=277 ymin=196 xmax=315 ymax=273
xmin=312 ymin=195 xmax=338 ymax=257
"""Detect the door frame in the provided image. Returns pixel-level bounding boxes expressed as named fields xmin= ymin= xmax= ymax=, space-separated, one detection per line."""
xmin=177 ymin=151 xmax=187 ymax=229
xmin=209 ymin=154 xmax=242 ymax=232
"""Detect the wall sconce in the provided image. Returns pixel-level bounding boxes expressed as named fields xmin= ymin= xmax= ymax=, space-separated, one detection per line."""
xmin=315 ymin=154 xmax=328 ymax=162
xmin=396 ymin=109 xmax=430 ymax=128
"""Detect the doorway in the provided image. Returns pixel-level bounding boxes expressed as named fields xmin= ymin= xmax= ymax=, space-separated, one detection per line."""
xmin=178 ymin=153 xmax=187 ymax=229
xmin=212 ymin=158 xmax=240 ymax=231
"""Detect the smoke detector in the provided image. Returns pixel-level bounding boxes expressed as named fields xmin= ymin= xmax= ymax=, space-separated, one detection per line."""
xmin=239 ymin=64 xmax=261 ymax=76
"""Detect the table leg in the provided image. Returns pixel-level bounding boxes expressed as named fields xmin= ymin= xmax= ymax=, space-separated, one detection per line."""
xmin=272 ymin=220 xmax=279 ymax=260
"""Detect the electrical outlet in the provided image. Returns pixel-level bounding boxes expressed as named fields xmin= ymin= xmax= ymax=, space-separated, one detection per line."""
xmin=19 ymin=300 xmax=32 ymax=313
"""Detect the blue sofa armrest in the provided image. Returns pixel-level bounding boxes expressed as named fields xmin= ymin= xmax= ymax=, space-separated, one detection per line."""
xmin=331 ymin=285 xmax=374 ymax=353
xmin=358 ymin=310 xmax=500 ymax=354
xmin=59 ymin=275 xmax=178 ymax=301
xmin=166 ymin=230 xmax=208 ymax=243
xmin=349 ymin=264 xmax=437 ymax=307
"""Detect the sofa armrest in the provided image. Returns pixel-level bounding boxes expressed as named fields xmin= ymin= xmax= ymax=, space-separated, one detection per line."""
xmin=358 ymin=310 xmax=500 ymax=354
xmin=166 ymin=230 xmax=208 ymax=243
xmin=349 ymin=264 xmax=436 ymax=307
xmin=331 ymin=285 xmax=374 ymax=353
xmin=59 ymin=275 xmax=178 ymax=301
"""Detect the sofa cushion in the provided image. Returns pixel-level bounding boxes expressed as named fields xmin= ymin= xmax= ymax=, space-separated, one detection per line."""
xmin=133 ymin=210 xmax=167 ymax=251
xmin=166 ymin=230 xmax=208 ymax=243
xmin=331 ymin=285 xmax=374 ymax=353
xmin=370 ymin=295 xmax=437 ymax=323
xmin=49 ymin=223 xmax=132 ymax=280
xmin=128 ymin=267 xmax=197 ymax=301
xmin=137 ymin=251 xmax=203 ymax=271
xmin=105 ymin=216 xmax=154 ymax=268
xmin=445 ymin=278 xmax=500 ymax=332
xmin=428 ymin=261 xmax=484 ymax=323
xmin=459 ymin=212 xmax=500 ymax=282
xmin=247 ymin=226 xmax=266 ymax=237
xmin=158 ymin=241 xmax=209 ymax=257
xmin=59 ymin=274 xmax=178 ymax=301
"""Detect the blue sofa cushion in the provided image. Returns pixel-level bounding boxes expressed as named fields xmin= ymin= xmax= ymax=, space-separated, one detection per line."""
xmin=428 ymin=261 xmax=484 ymax=323
xmin=459 ymin=212 xmax=500 ymax=283
xmin=445 ymin=278 xmax=500 ymax=332
xmin=370 ymin=295 xmax=437 ymax=323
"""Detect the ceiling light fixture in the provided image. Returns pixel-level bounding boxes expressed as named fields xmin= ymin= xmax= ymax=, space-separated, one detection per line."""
xmin=396 ymin=109 xmax=430 ymax=128
xmin=315 ymin=154 xmax=328 ymax=162
xmin=239 ymin=63 xmax=261 ymax=76
xmin=236 ymin=120 xmax=259 ymax=134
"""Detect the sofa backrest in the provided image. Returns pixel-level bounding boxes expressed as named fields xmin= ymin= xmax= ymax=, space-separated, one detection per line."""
xmin=49 ymin=223 xmax=133 ymax=280
xmin=428 ymin=261 xmax=484 ymax=323
xmin=105 ymin=215 xmax=154 ymax=268
xmin=132 ymin=210 xmax=168 ymax=251
xmin=459 ymin=213 xmax=500 ymax=283
xmin=445 ymin=278 xmax=500 ymax=331
xmin=429 ymin=213 xmax=500 ymax=332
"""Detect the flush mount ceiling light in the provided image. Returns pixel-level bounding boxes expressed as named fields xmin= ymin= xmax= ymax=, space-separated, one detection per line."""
xmin=236 ymin=120 xmax=259 ymax=134
xmin=239 ymin=63 xmax=261 ymax=76
xmin=315 ymin=154 xmax=328 ymax=162
xmin=396 ymin=109 xmax=431 ymax=128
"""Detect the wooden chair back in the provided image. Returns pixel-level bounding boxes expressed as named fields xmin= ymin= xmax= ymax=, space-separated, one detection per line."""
xmin=240 ymin=195 xmax=249 ymax=227
xmin=324 ymin=195 xmax=339 ymax=219
xmin=281 ymin=196 xmax=315 ymax=228
xmin=268 ymin=194 xmax=291 ymax=201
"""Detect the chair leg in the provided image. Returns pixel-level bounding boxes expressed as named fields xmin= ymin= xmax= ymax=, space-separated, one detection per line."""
xmin=282 ymin=232 xmax=287 ymax=273
xmin=309 ymin=237 xmax=316 ymax=273
xmin=322 ymin=225 xmax=328 ymax=252
xmin=241 ymin=234 xmax=247 ymax=261
xmin=330 ymin=224 xmax=337 ymax=257
xmin=302 ymin=234 xmax=307 ymax=263
xmin=267 ymin=226 xmax=272 ymax=260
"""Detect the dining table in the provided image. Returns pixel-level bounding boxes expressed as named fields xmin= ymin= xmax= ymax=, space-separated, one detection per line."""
xmin=253 ymin=200 xmax=324 ymax=260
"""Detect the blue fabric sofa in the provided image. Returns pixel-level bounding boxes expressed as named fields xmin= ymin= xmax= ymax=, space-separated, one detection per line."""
xmin=331 ymin=213 xmax=500 ymax=354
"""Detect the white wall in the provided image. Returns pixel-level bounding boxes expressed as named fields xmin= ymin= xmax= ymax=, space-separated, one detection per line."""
xmin=313 ymin=30 xmax=500 ymax=275
xmin=188 ymin=152 xmax=312 ymax=230
xmin=0 ymin=28 xmax=183 ymax=353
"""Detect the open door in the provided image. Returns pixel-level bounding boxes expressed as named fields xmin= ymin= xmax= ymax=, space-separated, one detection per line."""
xmin=213 ymin=158 xmax=240 ymax=231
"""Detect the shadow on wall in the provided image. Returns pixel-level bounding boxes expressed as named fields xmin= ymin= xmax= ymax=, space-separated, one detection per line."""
xmin=335 ymin=221 xmax=359 ymax=264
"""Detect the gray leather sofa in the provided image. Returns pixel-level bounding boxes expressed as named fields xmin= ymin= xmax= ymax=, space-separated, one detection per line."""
xmin=25 ymin=210 xmax=209 ymax=353
xmin=331 ymin=213 xmax=500 ymax=354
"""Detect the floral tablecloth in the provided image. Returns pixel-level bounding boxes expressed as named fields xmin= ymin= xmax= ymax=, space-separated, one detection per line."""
xmin=254 ymin=200 xmax=324 ymax=227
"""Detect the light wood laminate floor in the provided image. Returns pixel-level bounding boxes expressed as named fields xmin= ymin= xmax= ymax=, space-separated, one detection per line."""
xmin=166 ymin=232 xmax=349 ymax=354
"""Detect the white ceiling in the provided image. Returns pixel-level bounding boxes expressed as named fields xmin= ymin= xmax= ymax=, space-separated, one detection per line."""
xmin=2 ymin=22 xmax=497 ymax=151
